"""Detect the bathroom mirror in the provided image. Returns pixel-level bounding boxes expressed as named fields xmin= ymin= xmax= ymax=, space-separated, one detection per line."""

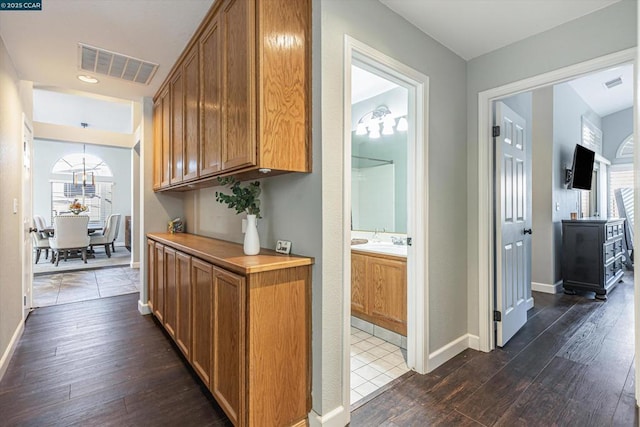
xmin=351 ymin=83 xmax=408 ymax=234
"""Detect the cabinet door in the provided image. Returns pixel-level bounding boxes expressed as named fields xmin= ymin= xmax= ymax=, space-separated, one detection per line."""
xmin=152 ymin=99 xmax=163 ymax=190
xmin=191 ymin=258 xmax=214 ymax=387
xmin=212 ymin=267 xmax=245 ymax=426
xmin=199 ymin=14 xmax=222 ymax=177
xmin=221 ymin=0 xmax=256 ymax=171
xmin=164 ymin=246 xmax=177 ymax=339
xmin=170 ymin=70 xmax=184 ymax=185
xmin=351 ymin=253 xmax=368 ymax=316
xmin=147 ymin=239 xmax=156 ymax=312
xmin=175 ymin=251 xmax=192 ymax=359
xmin=154 ymin=243 xmax=165 ymax=322
xmin=160 ymin=88 xmax=171 ymax=188
xmin=183 ymin=46 xmax=199 ymax=182
xmin=368 ymin=257 xmax=407 ymax=335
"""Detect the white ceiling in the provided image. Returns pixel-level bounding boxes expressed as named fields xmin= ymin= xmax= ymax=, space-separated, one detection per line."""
xmin=0 ymin=0 xmax=215 ymax=101
xmin=352 ymin=66 xmax=399 ymax=104
xmin=568 ymin=64 xmax=634 ymax=117
xmin=379 ymin=0 xmax=622 ymax=61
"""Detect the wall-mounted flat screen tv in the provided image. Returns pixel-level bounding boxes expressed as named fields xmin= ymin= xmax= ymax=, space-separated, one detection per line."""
xmin=568 ymin=144 xmax=595 ymax=190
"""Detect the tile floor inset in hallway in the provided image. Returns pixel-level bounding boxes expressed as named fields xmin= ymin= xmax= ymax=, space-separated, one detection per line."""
xmin=33 ymin=266 xmax=140 ymax=308
xmin=350 ymin=326 xmax=410 ymax=405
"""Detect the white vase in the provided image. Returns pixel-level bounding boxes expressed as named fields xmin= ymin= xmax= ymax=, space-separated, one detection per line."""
xmin=243 ymin=214 xmax=260 ymax=255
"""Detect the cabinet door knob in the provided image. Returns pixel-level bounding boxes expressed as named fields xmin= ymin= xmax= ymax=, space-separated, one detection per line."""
xmin=523 ymin=228 xmax=533 ymax=235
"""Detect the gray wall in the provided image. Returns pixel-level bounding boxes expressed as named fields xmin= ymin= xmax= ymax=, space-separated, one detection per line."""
xmin=602 ymin=107 xmax=634 ymax=165
xmin=552 ymin=83 xmax=602 ymax=282
xmin=320 ymin=0 xmax=467 ymax=418
xmin=531 ymin=87 xmax=555 ymax=286
xmin=466 ymin=0 xmax=637 ymax=336
xmin=0 ymin=34 xmax=29 ymax=377
xmin=32 ymin=139 xmax=132 ymax=246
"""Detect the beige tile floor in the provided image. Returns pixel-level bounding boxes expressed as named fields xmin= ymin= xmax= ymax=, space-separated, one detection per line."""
xmin=32 ymin=266 xmax=140 ymax=308
xmin=350 ymin=326 xmax=410 ymax=404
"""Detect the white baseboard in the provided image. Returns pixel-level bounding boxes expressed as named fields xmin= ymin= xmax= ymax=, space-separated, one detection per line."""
xmin=308 ymin=406 xmax=349 ymax=427
xmin=532 ymin=281 xmax=563 ymax=294
xmin=138 ymin=299 xmax=151 ymax=315
xmin=130 ymin=261 xmax=140 ymax=269
xmin=467 ymin=333 xmax=480 ymax=351
xmin=0 ymin=320 xmax=24 ymax=381
xmin=428 ymin=333 xmax=472 ymax=371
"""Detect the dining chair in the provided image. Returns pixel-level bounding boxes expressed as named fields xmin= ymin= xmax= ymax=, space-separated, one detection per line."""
xmin=49 ymin=215 xmax=90 ymax=266
xmin=110 ymin=214 xmax=121 ymax=253
xmin=90 ymin=214 xmax=120 ymax=258
xmin=31 ymin=218 xmax=50 ymax=263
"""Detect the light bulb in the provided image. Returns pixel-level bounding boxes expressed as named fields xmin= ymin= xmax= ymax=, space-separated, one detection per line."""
xmin=356 ymin=122 xmax=367 ymax=135
xmin=369 ymin=125 xmax=381 ymax=139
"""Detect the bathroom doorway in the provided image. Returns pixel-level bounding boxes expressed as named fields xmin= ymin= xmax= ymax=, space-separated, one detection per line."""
xmin=344 ymin=37 xmax=429 ymax=406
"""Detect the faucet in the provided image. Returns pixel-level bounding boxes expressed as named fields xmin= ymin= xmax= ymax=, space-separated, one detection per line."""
xmin=372 ymin=228 xmax=385 ymax=241
xmin=391 ymin=236 xmax=407 ymax=245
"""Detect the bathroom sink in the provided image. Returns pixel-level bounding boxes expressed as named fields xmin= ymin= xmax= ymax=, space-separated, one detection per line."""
xmin=351 ymin=242 xmax=407 ymax=257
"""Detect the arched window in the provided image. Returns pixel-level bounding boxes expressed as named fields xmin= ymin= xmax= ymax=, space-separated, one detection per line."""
xmin=615 ymin=134 xmax=634 ymax=159
xmin=50 ymin=152 xmax=114 ymax=223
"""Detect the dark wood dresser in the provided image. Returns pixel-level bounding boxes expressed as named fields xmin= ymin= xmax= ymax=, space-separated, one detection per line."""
xmin=562 ymin=218 xmax=625 ymax=300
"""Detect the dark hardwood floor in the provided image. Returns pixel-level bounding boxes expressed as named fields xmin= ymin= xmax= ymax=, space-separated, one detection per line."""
xmin=1 ymin=276 xmax=637 ymax=426
xmin=352 ymin=274 xmax=638 ymax=426
xmin=0 ymin=293 xmax=231 ymax=426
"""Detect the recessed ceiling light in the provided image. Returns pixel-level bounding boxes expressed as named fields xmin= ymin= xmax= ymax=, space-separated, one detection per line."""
xmin=78 ymin=75 xmax=99 ymax=84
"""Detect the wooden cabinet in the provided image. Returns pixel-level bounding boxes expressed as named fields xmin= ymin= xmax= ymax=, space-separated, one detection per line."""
xmin=351 ymin=250 xmax=407 ymax=336
xmin=153 ymin=0 xmax=311 ymax=192
xmin=147 ymin=239 xmax=156 ymax=313
xmin=183 ymin=46 xmax=199 ymax=182
xmin=212 ymin=267 xmax=245 ymax=426
xmin=146 ymin=233 xmax=312 ymax=427
xmin=191 ymin=258 xmax=214 ymax=387
xmin=154 ymin=242 xmax=165 ymax=322
xmin=164 ymin=246 xmax=177 ymax=339
xmin=562 ymin=218 xmax=625 ymax=299
xmin=199 ymin=14 xmax=223 ymax=177
xmin=170 ymin=70 xmax=184 ymax=185
xmin=175 ymin=251 xmax=192 ymax=358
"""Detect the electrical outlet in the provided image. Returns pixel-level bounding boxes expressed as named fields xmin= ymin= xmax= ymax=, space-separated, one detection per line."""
xmin=555 ymin=202 xmax=560 ymax=211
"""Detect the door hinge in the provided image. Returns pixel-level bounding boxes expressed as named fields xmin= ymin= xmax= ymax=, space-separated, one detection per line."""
xmin=492 ymin=126 xmax=500 ymax=137
xmin=493 ymin=310 xmax=502 ymax=321
xmin=24 ymin=295 xmax=26 ymax=306
xmin=407 ymin=237 xmax=412 ymax=246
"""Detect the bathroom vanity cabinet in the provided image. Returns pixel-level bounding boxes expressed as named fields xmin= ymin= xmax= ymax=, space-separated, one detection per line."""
xmin=351 ymin=250 xmax=407 ymax=335
xmin=147 ymin=233 xmax=313 ymax=427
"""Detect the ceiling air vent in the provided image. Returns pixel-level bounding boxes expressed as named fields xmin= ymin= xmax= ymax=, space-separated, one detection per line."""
xmin=78 ymin=43 xmax=158 ymax=85
xmin=603 ymin=76 xmax=623 ymax=89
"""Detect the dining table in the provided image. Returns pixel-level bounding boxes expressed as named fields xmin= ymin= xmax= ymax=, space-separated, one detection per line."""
xmin=38 ymin=221 xmax=104 ymax=236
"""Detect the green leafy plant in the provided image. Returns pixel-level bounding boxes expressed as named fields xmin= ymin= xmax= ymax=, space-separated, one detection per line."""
xmin=215 ymin=177 xmax=262 ymax=218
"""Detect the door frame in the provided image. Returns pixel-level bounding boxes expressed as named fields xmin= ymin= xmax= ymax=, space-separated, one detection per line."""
xmin=476 ymin=48 xmax=637 ymax=398
xmin=21 ymin=113 xmax=33 ymax=319
xmin=343 ymin=35 xmax=430 ymax=394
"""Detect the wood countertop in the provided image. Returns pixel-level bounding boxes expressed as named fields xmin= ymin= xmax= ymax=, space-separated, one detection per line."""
xmin=147 ymin=232 xmax=314 ymax=275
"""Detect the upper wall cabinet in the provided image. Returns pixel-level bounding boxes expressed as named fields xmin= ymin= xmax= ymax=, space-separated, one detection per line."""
xmin=153 ymin=0 xmax=311 ymax=192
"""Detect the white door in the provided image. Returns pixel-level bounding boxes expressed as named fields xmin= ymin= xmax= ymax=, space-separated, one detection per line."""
xmin=495 ymin=102 xmax=531 ymax=347
xmin=22 ymin=117 xmax=33 ymax=319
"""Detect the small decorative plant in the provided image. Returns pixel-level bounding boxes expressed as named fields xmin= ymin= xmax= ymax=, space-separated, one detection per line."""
xmin=215 ymin=177 xmax=262 ymax=218
xmin=69 ymin=199 xmax=88 ymax=215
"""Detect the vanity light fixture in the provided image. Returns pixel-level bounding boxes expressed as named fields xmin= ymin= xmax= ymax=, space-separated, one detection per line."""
xmin=354 ymin=105 xmax=408 ymax=139
xmin=78 ymin=74 xmax=99 ymax=84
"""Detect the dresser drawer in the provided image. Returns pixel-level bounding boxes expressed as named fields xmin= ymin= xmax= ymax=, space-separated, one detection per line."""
xmin=604 ymin=239 xmax=623 ymax=264
xmin=606 ymin=223 xmax=624 ymax=240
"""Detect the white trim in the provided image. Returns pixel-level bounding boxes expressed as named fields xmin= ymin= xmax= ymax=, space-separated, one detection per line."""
xmin=308 ymin=407 xmax=349 ymax=427
xmin=531 ymin=281 xmax=563 ymax=294
xmin=477 ymin=48 xmax=637 ymax=355
xmin=137 ymin=299 xmax=151 ymax=315
xmin=428 ymin=334 xmax=474 ymax=370
xmin=130 ymin=261 xmax=140 ymax=269
xmin=0 ymin=321 xmax=24 ymax=381
xmin=344 ymin=36 xmax=430 ymax=383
